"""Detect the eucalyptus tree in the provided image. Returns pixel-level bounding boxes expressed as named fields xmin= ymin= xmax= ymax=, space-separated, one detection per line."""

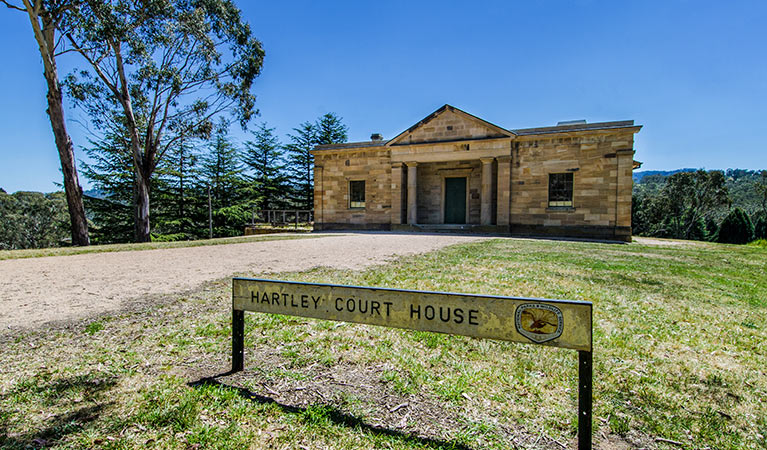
xmin=63 ymin=0 xmax=264 ymax=241
xmin=651 ymin=170 xmax=729 ymax=239
xmin=2 ymin=0 xmax=90 ymax=245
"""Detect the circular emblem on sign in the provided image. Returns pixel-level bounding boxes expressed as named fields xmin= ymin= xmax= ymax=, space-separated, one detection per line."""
xmin=515 ymin=303 xmax=564 ymax=344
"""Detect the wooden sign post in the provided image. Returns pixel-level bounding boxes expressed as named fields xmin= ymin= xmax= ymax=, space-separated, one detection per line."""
xmin=231 ymin=278 xmax=593 ymax=450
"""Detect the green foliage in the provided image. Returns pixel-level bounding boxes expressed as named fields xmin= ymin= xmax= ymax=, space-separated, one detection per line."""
xmin=63 ymin=0 xmax=264 ymax=242
xmin=75 ymin=110 xmax=348 ymax=245
xmin=633 ymin=168 xmax=767 ymax=241
xmin=284 ymin=113 xmax=348 ymax=209
xmin=242 ymin=122 xmax=288 ymax=210
xmin=716 ymin=207 xmax=754 ymax=244
xmin=200 ymin=126 xmax=250 ymax=237
xmin=80 ymin=125 xmax=135 ymax=244
xmin=315 ymin=112 xmax=349 ymax=145
xmin=153 ymin=138 xmax=205 ymax=238
xmin=753 ymin=212 xmax=767 ymax=240
xmin=0 ymin=191 xmax=69 ymax=249
xmin=284 ymin=121 xmax=319 ymax=210
xmin=212 ymin=205 xmax=251 ymax=237
xmin=756 ymin=170 xmax=767 ymax=211
xmin=632 ymin=170 xmax=728 ymax=240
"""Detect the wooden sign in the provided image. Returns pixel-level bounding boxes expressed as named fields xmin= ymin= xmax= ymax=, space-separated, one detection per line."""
xmin=230 ymin=277 xmax=594 ymax=450
xmin=232 ymin=278 xmax=591 ymax=351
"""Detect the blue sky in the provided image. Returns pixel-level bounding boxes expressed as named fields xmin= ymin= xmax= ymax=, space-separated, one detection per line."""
xmin=1 ymin=0 xmax=765 ymax=193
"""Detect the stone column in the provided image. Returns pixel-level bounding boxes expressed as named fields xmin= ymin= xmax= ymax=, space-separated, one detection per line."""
xmin=496 ymin=155 xmax=511 ymax=226
xmin=480 ymin=157 xmax=494 ymax=225
xmin=391 ymin=162 xmax=404 ymax=225
xmin=406 ymin=162 xmax=418 ymax=225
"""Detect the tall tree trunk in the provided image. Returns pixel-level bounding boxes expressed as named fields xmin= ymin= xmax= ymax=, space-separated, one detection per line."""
xmin=134 ymin=170 xmax=151 ymax=242
xmin=46 ymin=82 xmax=90 ymax=246
xmin=21 ymin=0 xmax=89 ymax=246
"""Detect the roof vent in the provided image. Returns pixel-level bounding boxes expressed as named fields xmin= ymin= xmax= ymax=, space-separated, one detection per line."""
xmin=370 ymin=133 xmax=383 ymax=141
xmin=557 ymin=120 xmax=587 ymax=126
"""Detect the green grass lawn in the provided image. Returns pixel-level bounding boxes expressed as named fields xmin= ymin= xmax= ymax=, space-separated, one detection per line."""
xmin=0 ymin=233 xmax=317 ymax=261
xmin=1 ymin=237 xmax=765 ymax=449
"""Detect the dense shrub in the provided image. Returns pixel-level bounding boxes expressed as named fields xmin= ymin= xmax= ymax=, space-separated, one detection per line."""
xmin=716 ymin=208 xmax=754 ymax=244
xmin=213 ymin=205 xmax=251 ymax=237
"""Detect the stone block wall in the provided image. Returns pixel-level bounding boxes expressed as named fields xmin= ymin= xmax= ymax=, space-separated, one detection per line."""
xmin=401 ymin=108 xmax=507 ymax=145
xmin=509 ymin=131 xmax=635 ymax=240
xmin=313 ymin=147 xmax=392 ymax=229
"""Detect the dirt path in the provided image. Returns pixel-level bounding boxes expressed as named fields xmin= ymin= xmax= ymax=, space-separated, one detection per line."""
xmin=0 ymin=232 xmax=484 ymax=331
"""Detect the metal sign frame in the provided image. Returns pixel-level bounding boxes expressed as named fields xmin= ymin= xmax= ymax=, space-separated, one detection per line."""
xmin=230 ymin=277 xmax=593 ymax=450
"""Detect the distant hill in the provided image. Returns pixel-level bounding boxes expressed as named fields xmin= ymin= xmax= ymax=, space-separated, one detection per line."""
xmin=83 ymin=189 xmax=107 ymax=200
xmin=633 ymin=168 xmax=697 ymax=183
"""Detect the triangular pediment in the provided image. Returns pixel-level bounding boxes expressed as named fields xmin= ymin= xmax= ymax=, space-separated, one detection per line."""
xmin=387 ymin=104 xmax=513 ymax=146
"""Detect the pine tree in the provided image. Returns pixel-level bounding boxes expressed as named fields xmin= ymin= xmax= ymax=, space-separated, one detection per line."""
xmin=284 ymin=122 xmax=317 ymax=210
xmin=199 ymin=126 xmax=248 ymax=237
xmin=243 ymin=123 xmax=288 ymax=211
xmin=153 ymin=138 xmax=204 ymax=239
xmin=80 ymin=127 xmax=135 ymax=243
xmin=716 ymin=208 xmax=754 ymax=244
xmin=284 ymin=113 xmax=348 ymax=210
xmin=315 ymin=112 xmax=349 ymax=145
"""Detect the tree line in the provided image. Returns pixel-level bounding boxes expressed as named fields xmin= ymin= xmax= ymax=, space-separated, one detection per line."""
xmin=632 ymin=169 xmax=767 ymax=244
xmin=83 ymin=114 xmax=347 ymax=244
xmin=0 ymin=114 xmax=347 ymax=249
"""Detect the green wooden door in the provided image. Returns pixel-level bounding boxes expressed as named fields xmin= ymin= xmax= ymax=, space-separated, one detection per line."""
xmin=444 ymin=177 xmax=467 ymax=224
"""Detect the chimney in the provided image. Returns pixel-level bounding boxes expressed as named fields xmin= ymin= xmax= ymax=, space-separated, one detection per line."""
xmin=370 ymin=133 xmax=383 ymax=141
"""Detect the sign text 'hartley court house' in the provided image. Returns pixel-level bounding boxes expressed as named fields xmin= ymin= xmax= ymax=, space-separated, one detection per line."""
xmin=311 ymin=104 xmax=642 ymax=241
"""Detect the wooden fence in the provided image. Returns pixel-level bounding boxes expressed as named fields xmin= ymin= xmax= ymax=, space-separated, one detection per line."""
xmin=250 ymin=210 xmax=313 ymax=228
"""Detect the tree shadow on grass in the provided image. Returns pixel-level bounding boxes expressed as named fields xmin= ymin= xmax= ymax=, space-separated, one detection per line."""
xmin=189 ymin=373 xmax=475 ymax=450
xmin=0 ymin=373 xmax=116 ymax=449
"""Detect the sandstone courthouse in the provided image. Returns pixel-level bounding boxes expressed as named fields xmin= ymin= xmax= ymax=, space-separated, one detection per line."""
xmin=311 ymin=105 xmax=641 ymax=241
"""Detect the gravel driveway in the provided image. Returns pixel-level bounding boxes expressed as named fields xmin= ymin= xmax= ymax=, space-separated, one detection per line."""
xmin=0 ymin=232 xmax=483 ymax=331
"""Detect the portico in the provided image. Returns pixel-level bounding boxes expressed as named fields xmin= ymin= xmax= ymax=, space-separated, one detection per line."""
xmin=385 ymin=106 xmax=514 ymax=230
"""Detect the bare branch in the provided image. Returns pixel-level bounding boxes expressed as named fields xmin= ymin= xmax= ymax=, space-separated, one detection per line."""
xmin=65 ymin=33 xmax=121 ymax=98
xmin=0 ymin=0 xmax=26 ymax=12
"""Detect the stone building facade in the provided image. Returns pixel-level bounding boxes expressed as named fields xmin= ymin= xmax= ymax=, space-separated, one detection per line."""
xmin=311 ymin=105 xmax=641 ymax=241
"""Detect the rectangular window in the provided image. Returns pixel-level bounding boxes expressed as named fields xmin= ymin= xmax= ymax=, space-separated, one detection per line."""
xmin=349 ymin=180 xmax=365 ymax=209
xmin=548 ymin=173 xmax=573 ymax=207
